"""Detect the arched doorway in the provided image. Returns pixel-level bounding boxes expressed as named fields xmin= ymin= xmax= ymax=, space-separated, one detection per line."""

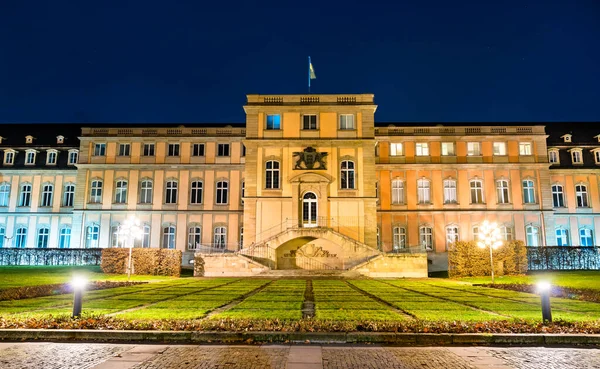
xmin=302 ymin=192 xmax=318 ymax=228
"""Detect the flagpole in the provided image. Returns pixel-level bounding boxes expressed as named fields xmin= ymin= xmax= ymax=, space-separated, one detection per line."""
xmin=308 ymin=56 xmax=311 ymax=94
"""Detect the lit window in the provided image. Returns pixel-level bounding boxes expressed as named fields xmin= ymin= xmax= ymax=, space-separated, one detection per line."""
xmin=443 ymin=179 xmax=457 ymax=203
xmin=556 ymin=229 xmax=569 ymax=246
xmin=501 ymin=226 xmax=513 ymax=241
xmin=522 ymin=180 xmax=535 ymax=204
xmin=214 ymin=226 xmax=227 ymax=248
xmin=139 ymin=179 xmax=153 ymax=204
xmin=339 ymin=114 xmax=354 ymax=130
xmin=37 ymin=228 xmax=49 ymax=248
xmin=0 ymin=183 xmax=10 ymax=207
xmin=526 ymin=225 xmax=539 ymax=246
xmin=165 ymin=180 xmax=178 ymax=204
xmin=111 ymin=225 xmax=122 ymax=247
xmin=162 ymin=226 xmax=176 ymax=249
xmin=496 ymin=180 xmax=510 ymax=204
xmin=25 ymin=150 xmax=36 ymax=165
xmin=114 ymin=180 xmax=128 ymax=204
xmin=94 ymin=143 xmax=106 ymax=156
xmin=265 ymin=161 xmax=280 ymax=189
xmin=415 ymin=143 xmax=429 ymax=156
xmin=302 ymin=115 xmax=317 ymax=130
xmin=15 ymin=227 xmax=27 ymax=248
xmin=143 ymin=143 xmax=155 ymax=157
xmin=192 ymin=143 xmax=205 ymax=157
xmin=85 ymin=225 xmax=100 ymax=248
xmin=188 ymin=225 xmax=202 ymax=250
xmin=0 ymin=227 xmax=4 ymax=248
xmin=19 ymin=184 xmax=32 ymax=207
xmin=340 ymin=161 xmax=355 ymax=189
xmin=446 ymin=226 xmax=459 ymax=249
xmin=266 ymin=114 xmax=281 ymax=130
xmin=580 ymin=229 xmax=594 ymax=246
xmin=59 ymin=227 xmax=71 ymax=248
xmin=167 ymin=143 xmax=180 ymax=157
xmin=393 ymin=227 xmax=406 ymax=250
xmin=441 ymin=142 xmax=455 ymax=156
xmin=575 ymin=184 xmax=589 ymax=207
xmin=467 ymin=142 xmax=481 ymax=156
xmin=40 ymin=184 xmax=54 ymax=207
xmin=417 ymin=179 xmax=430 ymax=204
xmin=493 ymin=142 xmax=507 ymax=156
xmin=519 ymin=143 xmax=532 ymax=155
xmin=46 ymin=150 xmax=58 ymax=165
xmin=548 ymin=150 xmax=559 ymax=164
xmin=90 ymin=180 xmax=103 ymax=203
xmin=420 ymin=226 xmax=433 ymax=250
xmin=552 ymin=185 xmax=565 ymax=207
xmin=216 ymin=181 xmax=229 ymax=205
xmin=118 ymin=143 xmax=130 ymax=156
xmin=190 ymin=181 xmax=203 ymax=204
xmin=470 ymin=180 xmax=484 ymax=204
xmin=62 ymin=184 xmax=75 ymax=207
xmin=390 ymin=143 xmax=403 ymax=156
xmin=217 ymin=144 xmax=230 ymax=157
xmin=391 ymin=180 xmax=404 ymax=204
xmin=141 ymin=225 xmax=151 ymax=248
xmin=571 ymin=149 xmax=582 ymax=164
xmin=472 ymin=226 xmax=479 ymax=241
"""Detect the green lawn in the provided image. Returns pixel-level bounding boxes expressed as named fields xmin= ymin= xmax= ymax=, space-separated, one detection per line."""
xmin=456 ymin=271 xmax=600 ymax=290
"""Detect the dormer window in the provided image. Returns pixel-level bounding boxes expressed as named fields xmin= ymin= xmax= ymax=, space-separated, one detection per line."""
xmin=595 ymin=135 xmax=600 ymax=143
xmin=548 ymin=149 xmax=560 ymax=164
xmin=592 ymin=149 xmax=600 ymax=165
xmin=68 ymin=149 xmax=79 ymax=165
xmin=56 ymin=135 xmax=64 ymax=144
xmin=25 ymin=150 xmax=37 ymax=165
xmin=0 ymin=136 xmax=4 ymax=144
xmin=570 ymin=149 xmax=583 ymax=165
xmin=3 ymin=149 xmax=16 ymax=165
xmin=561 ymin=134 xmax=572 ymax=143
xmin=25 ymin=135 xmax=34 ymax=144
xmin=46 ymin=150 xmax=58 ymax=165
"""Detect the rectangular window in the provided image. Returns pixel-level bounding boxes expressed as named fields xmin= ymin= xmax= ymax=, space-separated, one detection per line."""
xmin=552 ymin=185 xmax=565 ymax=207
xmin=302 ymin=115 xmax=317 ymax=130
xmin=339 ymin=114 xmax=355 ymax=130
xmin=441 ymin=142 xmax=455 ymax=156
xmin=443 ymin=180 xmax=457 ymax=203
xmin=493 ymin=142 xmax=506 ymax=156
xmin=556 ymin=229 xmax=569 ymax=246
xmin=217 ymin=144 xmax=230 ymax=157
xmin=522 ymin=180 xmax=535 ymax=204
xmin=415 ymin=143 xmax=429 ymax=156
xmin=94 ymin=143 xmax=106 ymax=156
xmin=68 ymin=151 xmax=78 ymax=165
xmin=549 ymin=150 xmax=559 ymax=164
xmin=390 ymin=143 xmax=403 ymax=156
xmin=266 ymin=114 xmax=281 ymax=130
xmin=118 ymin=143 xmax=131 ymax=156
xmin=595 ymin=151 xmax=600 ymax=164
xmin=143 ymin=143 xmax=155 ymax=156
xmin=519 ymin=142 xmax=532 ymax=156
xmin=393 ymin=227 xmax=406 ymax=250
xmin=46 ymin=151 xmax=57 ymax=165
xmin=497 ymin=180 xmax=510 ymax=204
xmin=4 ymin=151 xmax=15 ymax=165
xmin=571 ymin=150 xmax=582 ymax=164
xmin=467 ymin=142 xmax=481 ymax=156
xmin=25 ymin=151 xmax=36 ymax=165
xmin=420 ymin=227 xmax=433 ymax=250
xmin=62 ymin=184 xmax=75 ymax=207
xmin=40 ymin=184 xmax=53 ymax=207
xmin=192 ymin=143 xmax=205 ymax=157
xmin=167 ymin=144 xmax=180 ymax=157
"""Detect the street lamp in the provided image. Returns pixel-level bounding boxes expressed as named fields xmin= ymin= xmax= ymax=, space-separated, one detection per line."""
xmin=537 ymin=281 xmax=553 ymax=323
xmin=477 ymin=220 xmax=503 ymax=284
xmin=71 ymin=276 xmax=87 ymax=318
xmin=117 ymin=216 xmax=144 ymax=281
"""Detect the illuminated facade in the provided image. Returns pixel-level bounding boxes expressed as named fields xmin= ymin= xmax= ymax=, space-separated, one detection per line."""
xmin=0 ymin=94 xmax=598 ymax=271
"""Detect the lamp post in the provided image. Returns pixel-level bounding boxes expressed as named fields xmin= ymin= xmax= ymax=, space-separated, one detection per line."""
xmin=537 ymin=282 xmax=553 ymax=323
xmin=71 ymin=276 xmax=87 ymax=318
xmin=477 ymin=220 xmax=503 ymax=284
xmin=117 ymin=216 xmax=143 ymax=281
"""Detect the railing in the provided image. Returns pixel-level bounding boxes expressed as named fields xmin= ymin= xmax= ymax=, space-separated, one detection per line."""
xmin=238 ymin=244 xmax=276 ymax=269
xmin=386 ymin=245 xmax=428 ymax=254
xmin=83 ymin=126 xmax=245 ymax=137
xmin=527 ymin=246 xmax=600 ymax=270
xmin=189 ymin=243 xmax=237 ymax=254
xmin=374 ymin=125 xmax=545 ymax=136
xmin=280 ymin=256 xmax=337 ymax=270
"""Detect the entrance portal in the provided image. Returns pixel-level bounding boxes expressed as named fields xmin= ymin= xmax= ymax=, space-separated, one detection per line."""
xmin=302 ymin=192 xmax=318 ymax=228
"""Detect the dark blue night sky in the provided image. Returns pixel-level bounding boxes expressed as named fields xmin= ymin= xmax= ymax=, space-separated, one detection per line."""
xmin=1 ymin=0 xmax=598 ymax=123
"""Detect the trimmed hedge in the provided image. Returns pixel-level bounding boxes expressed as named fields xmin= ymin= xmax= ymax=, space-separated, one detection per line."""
xmin=101 ymin=249 xmax=182 ymax=277
xmin=448 ymin=240 xmax=528 ymax=278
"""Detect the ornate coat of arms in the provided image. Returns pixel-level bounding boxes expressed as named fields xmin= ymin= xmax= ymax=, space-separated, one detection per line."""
xmin=293 ymin=147 xmax=328 ymax=170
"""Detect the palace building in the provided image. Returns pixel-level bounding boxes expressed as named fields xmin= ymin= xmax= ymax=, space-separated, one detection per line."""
xmin=0 ymin=94 xmax=599 ymax=272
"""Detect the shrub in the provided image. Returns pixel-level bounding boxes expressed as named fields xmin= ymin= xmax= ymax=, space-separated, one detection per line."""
xmin=448 ymin=240 xmax=527 ymax=278
xmin=101 ymin=249 xmax=182 ymax=277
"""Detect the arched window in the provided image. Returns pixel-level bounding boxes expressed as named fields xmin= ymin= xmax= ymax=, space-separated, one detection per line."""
xmin=187 ymin=225 xmax=202 ymax=250
xmin=556 ymin=228 xmax=569 ymax=246
xmin=15 ymin=227 xmax=27 ymax=248
xmin=443 ymin=179 xmax=457 ymax=203
xmin=391 ymin=180 xmax=404 ymax=204
xmin=59 ymin=227 xmax=71 ymax=248
xmin=162 ymin=225 xmax=176 ymax=249
xmin=62 ymin=183 xmax=75 ymax=207
xmin=302 ymin=192 xmax=318 ymax=227
xmin=496 ymin=180 xmax=510 ymax=204
xmin=190 ymin=181 xmax=203 ymax=204
xmin=526 ymin=225 xmax=540 ymax=246
xmin=393 ymin=226 xmax=406 ymax=250
xmin=0 ymin=182 xmax=10 ymax=207
xmin=419 ymin=226 xmax=433 ymax=250
xmin=580 ymin=228 xmax=594 ymax=246
xmin=90 ymin=180 xmax=103 ymax=203
xmin=446 ymin=226 xmax=459 ymax=249
xmin=265 ymin=160 xmax=280 ymax=189
xmin=214 ymin=226 xmax=227 ymax=248
xmin=340 ymin=160 xmax=355 ymax=189
xmin=85 ymin=225 xmax=100 ymax=248
xmin=0 ymin=227 xmax=5 ymax=248
xmin=522 ymin=180 xmax=535 ymax=204
xmin=139 ymin=179 xmax=153 ymax=204
xmin=165 ymin=180 xmax=178 ymax=204
xmin=216 ymin=181 xmax=228 ymax=205
xmin=417 ymin=179 xmax=430 ymax=204
xmin=575 ymin=184 xmax=589 ymax=207
xmin=552 ymin=184 xmax=565 ymax=207
xmin=37 ymin=228 xmax=49 ymax=248
xmin=115 ymin=180 xmax=128 ymax=204
xmin=470 ymin=180 xmax=484 ymax=204
xmin=40 ymin=183 xmax=54 ymax=207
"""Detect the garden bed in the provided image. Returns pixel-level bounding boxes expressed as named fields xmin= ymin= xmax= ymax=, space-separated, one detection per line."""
xmin=0 ymin=281 xmax=148 ymax=302
xmin=477 ymin=283 xmax=600 ymax=304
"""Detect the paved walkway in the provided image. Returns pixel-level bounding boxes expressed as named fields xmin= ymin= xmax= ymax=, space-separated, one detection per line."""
xmin=0 ymin=342 xmax=599 ymax=369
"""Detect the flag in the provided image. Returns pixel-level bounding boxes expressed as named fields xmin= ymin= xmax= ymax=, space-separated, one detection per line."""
xmin=309 ymin=57 xmax=316 ymax=79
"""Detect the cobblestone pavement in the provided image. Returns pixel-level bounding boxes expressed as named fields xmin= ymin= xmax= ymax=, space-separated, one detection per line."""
xmin=0 ymin=343 xmax=599 ymax=369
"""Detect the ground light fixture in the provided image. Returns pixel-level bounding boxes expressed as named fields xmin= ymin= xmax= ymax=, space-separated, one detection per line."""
xmin=476 ymin=220 xmax=503 ymax=283
xmin=117 ymin=215 xmax=144 ymax=281
xmin=537 ymin=281 xmax=553 ymax=323
xmin=71 ymin=276 xmax=87 ymax=318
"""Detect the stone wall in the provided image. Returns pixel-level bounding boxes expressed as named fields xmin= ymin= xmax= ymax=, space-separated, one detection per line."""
xmin=194 ymin=253 xmax=269 ymax=277
xmin=352 ymin=253 xmax=428 ymax=278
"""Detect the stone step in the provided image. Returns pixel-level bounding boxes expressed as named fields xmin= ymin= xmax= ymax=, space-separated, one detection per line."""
xmin=258 ymin=269 xmax=362 ymax=278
